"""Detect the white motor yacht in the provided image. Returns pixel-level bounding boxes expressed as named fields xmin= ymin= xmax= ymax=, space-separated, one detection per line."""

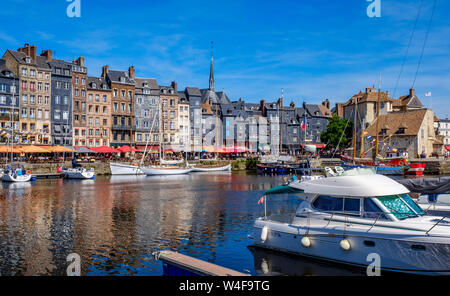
xmin=251 ymin=169 xmax=450 ymax=275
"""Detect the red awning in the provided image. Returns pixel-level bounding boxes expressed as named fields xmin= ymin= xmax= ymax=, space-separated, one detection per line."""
xmin=301 ymin=144 xmax=325 ymax=149
xmin=90 ymin=146 xmax=120 ymax=153
xmin=446 ymin=145 xmax=450 ymax=151
xmin=117 ymin=145 xmax=142 ymax=153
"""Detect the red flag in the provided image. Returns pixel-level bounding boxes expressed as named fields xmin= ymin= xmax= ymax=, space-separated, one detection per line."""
xmin=301 ymin=120 xmax=306 ymax=131
xmin=257 ymin=196 xmax=265 ymax=205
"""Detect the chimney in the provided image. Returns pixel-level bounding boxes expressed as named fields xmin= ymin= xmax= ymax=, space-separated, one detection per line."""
xmin=40 ymin=50 xmax=52 ymax=61
xmin=386 ymin=90 xmax=390 ymax=97
xmin=409 ymin=88 xmax=415 ymax=97
xmin=260 ymin=99 xmax=266 ymax=116
xmin=101 ymin=65 xmax=109 ymax=78
xmin=325 ymin=99 xmax=330 ymax=109
xmin=74 ymin=56 xmax=85 ymax=67
xmin=171 ymin=81 xmax=177 ymax=92
xmin=128 ymin=66 xmax=135 ymax=80
xmin=278 ymin=97 xmax=283 ymax=108
xmin=18 ymin=43 xmax=37 ymax=62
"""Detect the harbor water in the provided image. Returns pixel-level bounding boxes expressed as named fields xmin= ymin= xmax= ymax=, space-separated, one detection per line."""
xmin=0 ymin=172 xmax=448 ymax=276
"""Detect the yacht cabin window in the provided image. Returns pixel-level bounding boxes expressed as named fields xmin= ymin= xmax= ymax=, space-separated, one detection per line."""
xmin=376 ymin=195 xmax=424 ymax=220
xmin=313 ymin=195 xmax=388 ymax=219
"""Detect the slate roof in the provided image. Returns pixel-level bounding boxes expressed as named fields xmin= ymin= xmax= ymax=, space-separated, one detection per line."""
xmin=200 ymin=89 xmax=231 ymax=105
xmin=0 ymin=59 xmax=17 ymax=79
xmin=135 ymin=78 xmax=159 ymax=89
xmin=6 ymin=50 xmax=36 ymax=66
xmin=107 ymin=70 xmax=134 ymax=85
xmin=87 ymin=76 xmax=110 ymax=91
xmin=185 ymin=87 xmax=202 ymax=97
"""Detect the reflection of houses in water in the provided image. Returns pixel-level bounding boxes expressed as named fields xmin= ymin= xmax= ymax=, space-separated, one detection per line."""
xmin=0 ymin=183 xmax=55 ymax=275
xmin=71 ymin=179 xmax=115 ymax=275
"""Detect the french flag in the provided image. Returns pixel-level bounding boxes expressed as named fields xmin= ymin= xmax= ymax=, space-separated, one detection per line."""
xmin=257 ymin=196 xmax=265 ymax=205
xmin=301 ymin=120 xmax=306 ymax=131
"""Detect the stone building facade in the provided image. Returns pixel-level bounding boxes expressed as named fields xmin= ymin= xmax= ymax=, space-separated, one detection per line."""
xmin=48 ymin=58 xmax=73 ymax=146
xmin=160 ymin=82 xmax=179 ymax=150
xmin=134 ymin=78 xmax=160 ymax=147
xmin=2 ymin=44 xmax=53 ymax=144
xmin=84 ymin=77 xmax=111 ymax=147
xmin=102 ymin=65 xmax=135 ymax=148
xmin=0 ymin=59 xmax=19 ymax=139
xmin=72 ymin=57 xmax=88 ymax=147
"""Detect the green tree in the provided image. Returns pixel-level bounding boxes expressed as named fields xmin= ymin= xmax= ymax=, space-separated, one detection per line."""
xmin=320 ymin=115 xmax=353 ymax=149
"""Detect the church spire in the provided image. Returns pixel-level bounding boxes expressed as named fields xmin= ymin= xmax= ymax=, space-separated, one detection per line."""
xmin=209 ymin=41 xmax=215 ymax=92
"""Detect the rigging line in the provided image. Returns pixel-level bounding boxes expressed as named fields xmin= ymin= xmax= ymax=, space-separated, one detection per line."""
xmin=412 ymin=0 xmax=438 ymax=89
xmin=331 ymin=107 xmax=353 ymax=159
xmin=393 ymin=0 xmax=424 ymax=98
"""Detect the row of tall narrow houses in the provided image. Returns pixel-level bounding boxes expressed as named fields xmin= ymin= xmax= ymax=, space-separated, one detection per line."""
xmin=0 ymin=43 xmax=335 ymax=152
xmin=102 ymin=65 xmax=135 ymax=148
xmin=337 ymin=86 xmax=443 ymax=158
xmin=0 ymin=59 xmax=19 ymax=131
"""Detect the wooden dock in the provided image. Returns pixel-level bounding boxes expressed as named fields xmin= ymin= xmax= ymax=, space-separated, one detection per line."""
xmin=154 ymin=251 xmax=249 ymax=276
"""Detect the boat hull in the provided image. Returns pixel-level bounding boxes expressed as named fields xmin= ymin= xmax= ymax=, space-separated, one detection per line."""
xmin=191 ymin=164 xmax=231 ymax=172
xmin=252 ymin=220 xmax=450 ymax=275
xmin=141 ymin=167 xmax=192 ymax=176
xmin=109 ymin=163 xmax=145 ymax=175
xmin=2 ymin=173 xmax=32 ymax=183
xmin=63 ymin=169 xmax=95 ymax=179
xmin=405 ymin=163 xmax=426 ymax=175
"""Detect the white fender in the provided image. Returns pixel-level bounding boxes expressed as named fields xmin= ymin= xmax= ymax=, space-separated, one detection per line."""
xmin=340 ymin=239 xmax=351 ymax=251
xmin=301 ymin=236 xmax=311 ymax=248
xmin=261 ymin=226 xmax=269 ymax=243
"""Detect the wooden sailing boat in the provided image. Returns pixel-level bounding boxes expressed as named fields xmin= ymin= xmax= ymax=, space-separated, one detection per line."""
xmin=341 ymin=76 xmax=407 ymax=175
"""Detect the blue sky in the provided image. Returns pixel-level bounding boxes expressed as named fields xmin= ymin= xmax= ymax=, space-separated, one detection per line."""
xmin=1 ymin=0 xmax=449 ymax=118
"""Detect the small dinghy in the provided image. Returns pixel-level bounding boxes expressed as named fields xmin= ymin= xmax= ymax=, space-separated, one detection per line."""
xmin=63 ymin=167 xmax=95 ymax=179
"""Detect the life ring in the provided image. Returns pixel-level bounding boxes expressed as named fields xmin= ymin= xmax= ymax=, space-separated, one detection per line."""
xmin=27 ymin=170 xmax=31 ymax=175
xmin=398 ymin=160 xmax=404 ymax=166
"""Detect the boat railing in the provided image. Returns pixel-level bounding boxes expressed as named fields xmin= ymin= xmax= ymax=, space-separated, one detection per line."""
xmin=297 ymin=209 xmax=432 ymax=233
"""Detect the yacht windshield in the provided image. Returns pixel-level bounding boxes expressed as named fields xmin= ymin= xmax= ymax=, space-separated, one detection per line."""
xmin=376 ymin=195 xmax=423 ymax=220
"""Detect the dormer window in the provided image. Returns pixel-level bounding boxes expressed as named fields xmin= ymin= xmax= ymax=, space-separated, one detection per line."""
xmin=103 ymin=84 xmax=107 ymax=90
xmin=143 ymin=83 xmax=148 ymax=87
xmin=120 ymin=77 xmax=125 ymax=83
xmin=395 ymin=128 xmax=405 ymax=135
xmin=92 ymin=83 xmax=96 ymax=89
xmin=25 ymin=57 xmax=31 ymax=63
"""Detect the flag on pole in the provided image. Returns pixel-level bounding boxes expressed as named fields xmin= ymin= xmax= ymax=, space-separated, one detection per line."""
xmin=301 ymin=120 xmax=306 ymax=131
xmin=257 ymin=196 xmax=265 ymax=205
xmin=425 ymin=92 xmax=432 ymax=97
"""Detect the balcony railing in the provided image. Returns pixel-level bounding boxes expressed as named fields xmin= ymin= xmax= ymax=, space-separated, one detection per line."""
xmin=112 ymin=124 xmax=135 ymax=131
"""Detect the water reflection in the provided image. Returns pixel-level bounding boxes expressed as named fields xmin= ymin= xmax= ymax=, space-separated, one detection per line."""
xmin=248 ymin=246 xmax=365 ymax=276
xmin=0 ymin=173 xmax=288 ymax=276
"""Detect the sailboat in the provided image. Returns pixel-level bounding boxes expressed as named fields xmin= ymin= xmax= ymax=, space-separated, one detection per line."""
xmin=62 ymin=88 xmax=95 ymax=180
xmin=2 ymin=82 xmax=32 ymax=183
xmin=340 ymin=77 xmax=408 ymax=175
xmin=189 ymin=105 xmax=231 ymax=172
xmin=140 ymin=104 xmax=192 ymax=176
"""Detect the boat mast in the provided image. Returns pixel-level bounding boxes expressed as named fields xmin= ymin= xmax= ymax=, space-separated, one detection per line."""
xmin=353 ymin=97 xmax=358 ymax=164
xmin=375 ymin=75 xmax=381 ymax=162
xmin=140 ymin=105 xmax=158 ymax=166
